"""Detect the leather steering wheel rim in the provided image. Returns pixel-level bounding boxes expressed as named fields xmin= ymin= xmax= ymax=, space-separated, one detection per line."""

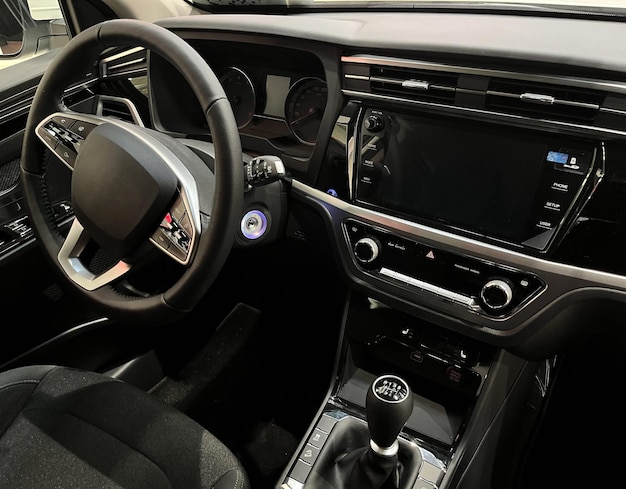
xmin=20 ymin=19 xmax=243 ymax=326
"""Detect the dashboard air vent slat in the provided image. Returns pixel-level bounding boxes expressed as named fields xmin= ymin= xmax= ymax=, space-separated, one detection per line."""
xmin=370 ymin=66 xmax=458 ymax=104
xmin=486 ymin=79 xmax=604 ymax=123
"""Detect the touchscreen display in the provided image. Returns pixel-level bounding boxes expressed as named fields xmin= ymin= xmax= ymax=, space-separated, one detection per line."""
xmin=356 ymin=110 xmax=590 ymax=245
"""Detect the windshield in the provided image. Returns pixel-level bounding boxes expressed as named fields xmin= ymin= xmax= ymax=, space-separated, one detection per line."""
xmin=188 ymin=0 xmax=626 ymax=14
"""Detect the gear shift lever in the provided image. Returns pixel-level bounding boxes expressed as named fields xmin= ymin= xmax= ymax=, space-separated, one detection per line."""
xmin=366 ymin=374 xmax=414 ymax=457
xmin=304 ymin=374 xmax=415 ymax=489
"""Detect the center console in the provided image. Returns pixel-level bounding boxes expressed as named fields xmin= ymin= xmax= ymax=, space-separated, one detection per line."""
xmin=277 ymin=294 xmax=541 ymax=489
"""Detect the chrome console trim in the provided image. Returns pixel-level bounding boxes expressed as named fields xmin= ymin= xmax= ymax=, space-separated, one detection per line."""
xmin=292 ymin=180 xmax=626 ymax=329
xmin=341 ymin=89 xmax=626 ymax=139
xmin=342 ymin=54 xmax=626 ymax=95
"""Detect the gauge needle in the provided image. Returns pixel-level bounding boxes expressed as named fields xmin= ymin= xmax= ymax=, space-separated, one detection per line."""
xmin=290 ymin=108 xmax=319 ymax=126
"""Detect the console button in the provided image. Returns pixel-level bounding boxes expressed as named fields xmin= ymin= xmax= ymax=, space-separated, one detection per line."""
xmin=414 ymin=480 xmax=436 ymax=489
xmin=548 ymin=149 xmax=591 ymax=175
xmin=307 ymin=429 xmax=328 ymax=449
xmin=317 ymin=414 xmax=337 ymax=433
xmin=299 ymin=444 xmax=320 ymax=465
xmin=535 ymin=219 xmax=555 ymax=231
xmin=419 ymin=462 xmax=444 ymax=485
xmin=290 ymin=460 xmax=312 ymax=484
xmin=550 ymin=180 xmax=571 ymax=193
xmin=542 ymin=200 xmax=564 ymax=213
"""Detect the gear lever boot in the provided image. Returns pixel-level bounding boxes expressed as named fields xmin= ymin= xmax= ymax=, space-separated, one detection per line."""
xmin=304 ymin=374 xmax=414 ymax=489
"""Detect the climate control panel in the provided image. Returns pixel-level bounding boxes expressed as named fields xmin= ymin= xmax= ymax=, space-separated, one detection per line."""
xmin=343 ymin=219 xmax=545 ymax=317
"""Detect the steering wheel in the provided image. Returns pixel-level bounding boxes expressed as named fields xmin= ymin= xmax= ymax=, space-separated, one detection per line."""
xmin=20 ymin=19 xmax=243 ymax=326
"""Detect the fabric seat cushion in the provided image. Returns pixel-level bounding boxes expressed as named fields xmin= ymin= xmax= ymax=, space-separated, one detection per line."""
xmin=0 ymin=365 xmax=249 ymax=489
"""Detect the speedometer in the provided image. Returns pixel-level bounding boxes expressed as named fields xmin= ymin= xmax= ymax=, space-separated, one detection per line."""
xmin=285 ymin=77 xmax=327 ymax=145
xmin=219 ymin=67 xmax=256 ymax=128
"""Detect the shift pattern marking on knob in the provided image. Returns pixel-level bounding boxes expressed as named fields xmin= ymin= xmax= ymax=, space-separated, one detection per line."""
xmin=373 ymin=377 xmax=410 ymax=403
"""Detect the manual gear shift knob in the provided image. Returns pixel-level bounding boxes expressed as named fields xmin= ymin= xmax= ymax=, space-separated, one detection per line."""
xmin=366 ymin=374 xmax=413 ymax=455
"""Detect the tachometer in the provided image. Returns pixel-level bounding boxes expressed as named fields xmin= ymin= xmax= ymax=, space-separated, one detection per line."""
xmin=285 ymin=77 xmax=327 ymax=145
xmin=219 ymin=67 xmax=256 ymax=128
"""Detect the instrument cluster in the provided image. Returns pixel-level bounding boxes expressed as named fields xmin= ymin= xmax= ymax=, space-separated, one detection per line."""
xmin=191 ymin=40 xmax=328 ymax=151
xmin=218 ymin=65 xmax=327 ymax=146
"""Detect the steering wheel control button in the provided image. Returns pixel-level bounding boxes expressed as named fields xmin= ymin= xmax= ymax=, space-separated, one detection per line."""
xmin=151 ymin=192 xmax=197 ymax=264
xmin=240 ymin=210 xmax=268 ymax=240
xmin=37 ymin=125 xmax=60 ymax=149
xmin=55 ymin=143 xmax=77 ymax=168
xmin=68 ymin=121 xmax=97 ymax=138
xmin=36 ymin=115 xmax=100 ymax=169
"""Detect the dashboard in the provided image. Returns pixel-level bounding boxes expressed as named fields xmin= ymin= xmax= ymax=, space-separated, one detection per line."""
xmin=143 ymin=11 xmax=626 ymax=360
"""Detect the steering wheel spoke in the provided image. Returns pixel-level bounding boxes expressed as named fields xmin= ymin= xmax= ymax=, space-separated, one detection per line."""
xmin=36 ymin=112 xmax=103 ymax=170
xmin=58 ymin=218 xmax=132 ymax=291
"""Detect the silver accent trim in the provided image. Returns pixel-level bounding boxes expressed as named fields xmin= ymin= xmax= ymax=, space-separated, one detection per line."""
xmin=344 ymin=74 xmax=369 ymax=81
xmin=380 ymin=268 xmax=481 ymax=312
xmin=355 ymin=237 xmax=379 ymax=263
xmin=370 ymin=439 xmax=399 ymax=457
xmin=285 ymin=478 xmax=304 ymax=489
xmin=599 ymin=106 xmax=626 ymax=116
xmin=95 ymin=95 xmax=145 ymax=127
xmin=520 ymin=92 xmax=556 ymax=105
xmin=100 ymin=46 xmax=147 ymax=79
xmin=58 ymin=219 xmax=132 ymax=291
xmin=342 ymin=54 xmax=626 ymax=95
xmin=341 ymin=89 xmax=626 ymax=138
xmin=36 ymin=112 xmax=203 ymax=286
xmin=480 ymin=279 xmax=514 ymax=310
xmin=36 ymin=111 xmax=202 ymax=234
xmin=292 ymin=179 xmax=626 ymax=304
xmin=401 ymin=79 xmax=431 ymax=90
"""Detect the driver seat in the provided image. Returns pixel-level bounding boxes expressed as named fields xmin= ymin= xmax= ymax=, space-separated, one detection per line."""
xmin=0 ymin=365 xmax=250 ymax=489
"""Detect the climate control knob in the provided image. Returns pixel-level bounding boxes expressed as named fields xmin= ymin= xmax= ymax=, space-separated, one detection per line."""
xmin=364 ymin=115 xmax=384 ymax=132
xmin=480 ymin=279 xmax=514 ymax=311
xmin=354 ymin=236 xmax=380 ymax=263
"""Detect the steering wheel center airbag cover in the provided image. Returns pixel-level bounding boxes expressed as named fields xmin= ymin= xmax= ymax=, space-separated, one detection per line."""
xmin=71 ymin=122 xmax=178 ymax=259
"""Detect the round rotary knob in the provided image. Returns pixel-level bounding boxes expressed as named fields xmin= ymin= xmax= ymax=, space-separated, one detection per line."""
xmin=480 ymin=279 xmax=514 ymax=311
xmin=364 ymin=115 xmax=384 ymax=132
xmin=354 ymin=236 xmax=380 ymax=263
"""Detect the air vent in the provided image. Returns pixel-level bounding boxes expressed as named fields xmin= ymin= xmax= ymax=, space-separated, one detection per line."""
xmin=96 ymin=95 xmax=144 ymax=126
xmin=100 ymin=47 xmax=147 ymax=79
xmin=486 ymin=79 xmax=604 ymax=123
xmin=342 ymin=55 xmax=626 ymax=132
xmin=369 ymin=66 xmax=458 ymax=104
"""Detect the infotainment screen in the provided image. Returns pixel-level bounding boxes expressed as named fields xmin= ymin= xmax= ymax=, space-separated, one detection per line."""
xmin=356 ymin=108 xmax=595 ymax=249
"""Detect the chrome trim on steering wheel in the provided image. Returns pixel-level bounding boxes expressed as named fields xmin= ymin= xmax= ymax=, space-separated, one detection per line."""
xmin=58 ymin=219 xmax=132 ymax=291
